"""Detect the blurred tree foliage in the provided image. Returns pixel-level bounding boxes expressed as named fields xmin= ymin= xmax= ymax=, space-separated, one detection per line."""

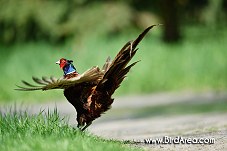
xmin=0 ymin=0 xmax=226 ymax=44
xmin=0 ymin=0 xmax=132 ymax=44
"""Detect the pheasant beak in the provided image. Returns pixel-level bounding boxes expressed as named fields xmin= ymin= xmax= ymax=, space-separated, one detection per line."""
xmin=56 ymin=60 xmax=65 ymax=69
xmin=56 ymin=60 xmax=60 ymax=64
xmin=56 ymin=60 xmax=64 ymax=69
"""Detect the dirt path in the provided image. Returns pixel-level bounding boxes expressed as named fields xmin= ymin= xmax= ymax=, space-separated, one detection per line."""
xmin=1 ymin=91 xmax=227 ymax=150
xmin=91 ymin=114 xmax=227 ymax=151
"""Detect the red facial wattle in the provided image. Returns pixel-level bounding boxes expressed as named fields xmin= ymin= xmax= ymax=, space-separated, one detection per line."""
xmin=60 ymin=62 xmax=66 ymax=69
xmin=56 ymin=58 xmax=67 ymax=69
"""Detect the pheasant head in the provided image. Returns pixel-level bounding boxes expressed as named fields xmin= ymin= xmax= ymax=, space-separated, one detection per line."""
xmin=56 ymin=58 xmax=78 ymax=76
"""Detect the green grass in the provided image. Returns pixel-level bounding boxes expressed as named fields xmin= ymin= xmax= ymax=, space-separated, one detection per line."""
xmin=0 ymin=26 xmax=227 ymax=102
xmin=0 ymin=109 xmax=141 ymax=151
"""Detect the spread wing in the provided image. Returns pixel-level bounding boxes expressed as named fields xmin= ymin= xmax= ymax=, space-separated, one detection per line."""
xmin=15 ymin=66 xmax=103 ymax=91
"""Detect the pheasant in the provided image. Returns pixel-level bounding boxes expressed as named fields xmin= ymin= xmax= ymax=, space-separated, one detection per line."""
xmin=16 ymin=25 xmax=157 ymax=131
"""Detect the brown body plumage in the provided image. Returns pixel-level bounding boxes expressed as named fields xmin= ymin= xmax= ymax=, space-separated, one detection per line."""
xmin=16 ymin=25 xmax=157 ymax=131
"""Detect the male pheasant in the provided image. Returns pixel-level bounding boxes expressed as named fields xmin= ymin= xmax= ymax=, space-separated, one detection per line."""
xmin=16 ymin=25 xmax=157 ymax=131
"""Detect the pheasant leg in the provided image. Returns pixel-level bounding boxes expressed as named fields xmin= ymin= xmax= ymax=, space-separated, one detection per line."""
xmin=81 ymin=122 xmax=92 ymax=131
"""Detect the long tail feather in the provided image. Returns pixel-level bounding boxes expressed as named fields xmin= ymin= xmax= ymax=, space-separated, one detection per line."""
xmin=96 ymin=25 xmax=157 ymax=96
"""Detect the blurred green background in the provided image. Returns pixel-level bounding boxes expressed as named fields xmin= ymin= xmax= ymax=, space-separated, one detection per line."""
xmin=0 ymin=0 xmax=226 ymax=103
